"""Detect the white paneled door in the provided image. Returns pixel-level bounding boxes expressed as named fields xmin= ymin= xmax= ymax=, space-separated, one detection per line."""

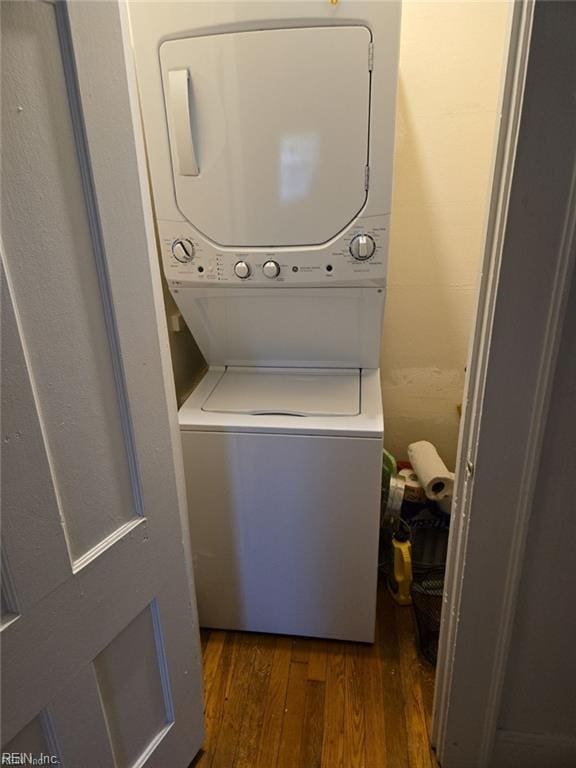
xmin=1 ymin=2 xmax=204 ymax=766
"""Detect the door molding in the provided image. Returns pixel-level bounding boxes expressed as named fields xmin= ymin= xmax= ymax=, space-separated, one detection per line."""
xmin=53 ymin=0 xmax=145 ymax=522
xmin=433 ymin=1 xmax=576 ymax=765
xmin=433 ymin=3 xmax=535 ymax=756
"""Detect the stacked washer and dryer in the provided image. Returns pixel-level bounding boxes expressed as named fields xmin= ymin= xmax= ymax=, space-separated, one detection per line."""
xmin=130 ymin=1 xmax=400 ymax=642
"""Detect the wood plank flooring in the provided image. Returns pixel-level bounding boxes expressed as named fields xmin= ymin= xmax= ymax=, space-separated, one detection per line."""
xmin=192 ymin=581 xmax=437 ymax=768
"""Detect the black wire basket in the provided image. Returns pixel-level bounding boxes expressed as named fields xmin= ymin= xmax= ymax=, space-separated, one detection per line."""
xmin=379 ymin=504 xmax=449 ymax=665
xmin=410 ymin=514 xmax=449 ymax=665
xmin=410 ymin=568 xmax=445 ymax=666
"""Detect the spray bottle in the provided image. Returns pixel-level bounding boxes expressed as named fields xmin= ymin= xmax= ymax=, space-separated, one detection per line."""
xmin=390 ymin=527 xmax=413 ymax=606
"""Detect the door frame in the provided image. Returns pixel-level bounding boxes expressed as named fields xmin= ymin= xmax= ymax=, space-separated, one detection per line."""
xmin=432 ymin=1 xmax=576 ymax=765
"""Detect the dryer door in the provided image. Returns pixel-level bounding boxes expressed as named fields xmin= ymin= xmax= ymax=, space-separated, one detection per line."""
xmin=159 ymin=26 xmax=371 ymax=248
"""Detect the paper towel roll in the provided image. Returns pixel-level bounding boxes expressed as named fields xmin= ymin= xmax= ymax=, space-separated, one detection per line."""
xmin=407 ymin=441 xmax=455 ymax=501
xmin=398 ymin=468 xmax=426 ymax=504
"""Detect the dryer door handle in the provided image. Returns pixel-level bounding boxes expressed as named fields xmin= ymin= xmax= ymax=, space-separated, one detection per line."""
xmin=168 ymin=69 xmax=199 ymax=176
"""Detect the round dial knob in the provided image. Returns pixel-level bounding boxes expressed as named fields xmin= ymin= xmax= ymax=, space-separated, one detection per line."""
xmin=172 ymin=238 xmax=194 ymax=263
xmin=234 ymin=261 xmax=251 ymax=279
xmin=262 ymin=260 xmax=280 ymax=279
xmin=349 ymin=234 xmax=376 ymax=261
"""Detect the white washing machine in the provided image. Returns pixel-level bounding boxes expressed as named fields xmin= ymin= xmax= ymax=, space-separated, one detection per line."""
xmin=130 ymin=1 xmax=400 ymax=642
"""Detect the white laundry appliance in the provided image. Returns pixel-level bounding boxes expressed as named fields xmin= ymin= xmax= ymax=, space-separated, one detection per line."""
xmin=130 ymin=1 xmax=400 ymax=642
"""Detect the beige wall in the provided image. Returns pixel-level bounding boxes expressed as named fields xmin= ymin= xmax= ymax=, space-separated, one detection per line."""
xmin=382 ymin=1 xmax=510 ymax=466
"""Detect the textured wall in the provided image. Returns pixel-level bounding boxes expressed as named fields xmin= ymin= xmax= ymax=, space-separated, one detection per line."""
xmin=382 ymin=1 xmax=510 ymax=466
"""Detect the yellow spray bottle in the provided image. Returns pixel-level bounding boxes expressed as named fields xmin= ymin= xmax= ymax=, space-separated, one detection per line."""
xmin=389 ymin=527 xmax=413 ymax=606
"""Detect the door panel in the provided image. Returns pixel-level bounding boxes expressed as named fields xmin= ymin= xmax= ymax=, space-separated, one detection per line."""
xmin=1 ymin=0 xmax=137 ymax=563
xmin=94 ymin=603 xmax=172 ymax=768
xmin=160 ymin=26 xmax=371 ymax=247
xmin=1 ymin=2 xmax=203 ymax=765
xmin=1 ymin=275 xmax=73 ymax=612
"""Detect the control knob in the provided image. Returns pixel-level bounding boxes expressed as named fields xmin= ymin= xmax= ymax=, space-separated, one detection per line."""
xmin=263 ymin=260 xmax=280 ymax=279
xmin=349 ymin=234 xmax=376 ymax=261
xmin=234 ymin=261 xmax=251 ymax=279
xmin=172 ymin=238 xmax=195 ymax=263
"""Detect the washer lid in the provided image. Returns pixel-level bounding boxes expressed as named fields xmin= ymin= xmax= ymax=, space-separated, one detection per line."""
xmin=159 ymin=26 xmax=371 ymax=248
xmin=201 ymin=367 xmax=360 ymax=417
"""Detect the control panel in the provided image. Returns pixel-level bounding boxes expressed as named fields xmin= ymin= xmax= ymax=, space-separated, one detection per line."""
xmin=160 ymin=214 xmax=389 ymax=287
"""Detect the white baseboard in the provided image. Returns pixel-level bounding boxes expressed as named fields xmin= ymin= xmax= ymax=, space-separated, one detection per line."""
xmin=492 ymin=729 xmax=576 ymax=768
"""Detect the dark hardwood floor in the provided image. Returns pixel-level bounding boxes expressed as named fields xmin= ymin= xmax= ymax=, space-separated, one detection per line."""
xmin=193 ymin=581 xmax=437 ymax=768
